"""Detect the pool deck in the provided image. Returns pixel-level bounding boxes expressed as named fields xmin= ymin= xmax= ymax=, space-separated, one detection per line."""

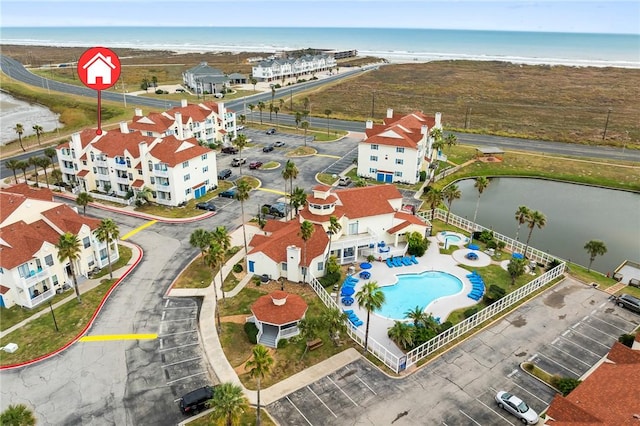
xmin=340 ymin=236 xmax=490 ymax=357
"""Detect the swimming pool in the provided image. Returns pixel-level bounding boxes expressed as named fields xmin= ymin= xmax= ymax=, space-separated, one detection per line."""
xmin=437 ymin=231 xmax=468 ymax=247
xmin=376 ymin=271 xmax=463 ymax=320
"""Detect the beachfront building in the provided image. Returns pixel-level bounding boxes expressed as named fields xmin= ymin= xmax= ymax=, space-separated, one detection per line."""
xmin=0 ymin=184 xmax=118 ymax=309
xmin=251 ymin=54 xmax=336 ymax=82
xmin=246 ymin=185 xmax=429 ymax=280
xmin=56 ymin=122 xmax=218 ymax=207
xmin=129 ymin=99 xmax=238 ymax=145
xmin=182 ymin=62 xmax=230 ymax=95
xmin=356 ymin=109 xmax=442 ymax=185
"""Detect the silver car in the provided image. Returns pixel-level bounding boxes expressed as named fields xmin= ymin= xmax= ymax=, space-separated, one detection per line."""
xmin=495 ymin=391 xmax=539 ymax=424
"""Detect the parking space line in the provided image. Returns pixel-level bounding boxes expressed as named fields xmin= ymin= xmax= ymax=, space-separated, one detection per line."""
xmin=166 ymin=371 xmax=206 ymax=385
xmin=587 ymin=314 xmax=630 ymax=332
xmin=558 ymin=335 xmax=602 ymax=357
xmin=536 ymin=352 xmax=581 ymax=377
xmin=578 ymin=320 xmax=618 ymax=338
xmin=162 ymin=306 xmax=197 ymax=310
xmin=475 ymin=399 xmax=515 ymax=425
xmin=601 ymin=313 xmax=640 ymax=328
xmin=162 ymin=356 xmax=202 ymax=368
xmin=158 ymin=330 xmax=197 ymax=337
xmin=160 ymin=317 xmax=197 ymax=323
xmin=356 ymin=376 xmax=377 ymax=395
xmin=327 ymin=376 xmax=359 ymax=407
xmin=307 ymin=386 xmax=337 ymax=418
xmin=458 ymin=409 xmax=482 ymax=425
xmin=159 ymin=342 xmax=199 ymax=352
xmin=509 ymin=380 xmax=552 ymax=405
xmin=286 ymin=396 xmax=313 ymax=425
xmin=80 ymin=333 xmax=157 ymax=342
xmin=314 ymin=153 xmax=341 ymax=159
xmin=527 ymin=353 xmax=538 ymax=362
xmin=567 ymin=328 xmax=612 ymax=348
xmin=165 ymin=299 xmax=170 ymax=308
xmin=161 ymin=311 xmax=166 ymax=321
xmin=550 ymin=343 xmax=592 ymax=366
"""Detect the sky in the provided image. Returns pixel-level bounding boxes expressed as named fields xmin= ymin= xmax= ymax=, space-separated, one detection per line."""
xmin=0 ymin=1 xmax=638 ymax=34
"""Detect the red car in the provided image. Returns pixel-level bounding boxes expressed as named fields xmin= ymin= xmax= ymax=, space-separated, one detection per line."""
xmin=249 ymin=161 xmax=263 ymax=170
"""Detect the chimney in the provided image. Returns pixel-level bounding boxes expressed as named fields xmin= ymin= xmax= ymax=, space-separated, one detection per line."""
xmin=181 ymin=99 xmax=188 ymax=107
xmin=421 ymin=125 xmax=429 ymax=135
xmin=435 ymin=112 xmax=442 ymax=128
xmin=134 ymin=108 xmax=142 ymax=116
xmin=71 ymin=132 xmax=82 ymax=146
xmin=119 ymin=121 xmax=129 ymax=133
xmin=386 ymin=108 xmax=393 ymax=119
xmin=365 ymin=120 xmax=373 ymax=129
xmin=175 ymin=112 xmax=184 ymax=139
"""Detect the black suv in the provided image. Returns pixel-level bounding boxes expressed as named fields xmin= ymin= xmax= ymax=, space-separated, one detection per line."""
xmin=263 ymin=144 xmax=274 ymax=153
xmin=221 ymin=146 xmax=238 ymax=154
xmin=266 ymin=128 xmax=276 ymax=135
xmin=616 ymin=294 xmax=640 ymax=314
xmin=179 ymin=385 xmax=215 ymax=415
xmin=218 ymin=169 xmax=232 ymax=180
xmin=195 ymin=201 xmax=216 ymax=211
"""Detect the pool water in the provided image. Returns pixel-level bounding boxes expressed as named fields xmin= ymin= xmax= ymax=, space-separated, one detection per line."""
xmin=376 ymin=271 xmax=463 ymax=320
xmin=445 ymin=235 xmax=462 ymax=244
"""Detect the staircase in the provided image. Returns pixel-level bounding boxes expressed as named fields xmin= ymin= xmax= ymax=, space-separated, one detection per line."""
xmin=258 ymin=324 xmax=278 ymax=348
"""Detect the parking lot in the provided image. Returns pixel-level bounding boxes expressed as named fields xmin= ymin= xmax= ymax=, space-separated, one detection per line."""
xmin=268 ymin=278 xmax=640 ymax=425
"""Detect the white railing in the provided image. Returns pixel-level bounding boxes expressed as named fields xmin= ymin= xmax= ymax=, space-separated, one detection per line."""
xmin=24 ymin=288 xmax=55 ymax=308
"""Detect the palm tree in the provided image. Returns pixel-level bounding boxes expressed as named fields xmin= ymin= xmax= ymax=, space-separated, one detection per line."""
xmin=303 ymin=97 xmax=311 ymax=113
xmin=514 ymin=205 xmax=531 ymax=242
xmin=235 ymin=179 xmax=251 ymax=254
xmin=17 ymin=160 xmax=29 ymax=183
xmin=294 ymin=111 xmax=302 ymax=130
xmin=238 ymin=114 xmax=246 ymax=127
xmin=246 ymin=344 xmax=274 ymax=426
xmin=430 ymin=128 xmax=445 ymax=154
xmin=443 ymin=184 xmax=461 ymax=224
xmin=250 ymin=77 xmax=258 ymax=91
xmin=507 ymin=258 xmax=526 ymax=285
xmin=387 ymin=321 xmax=414 ymax=350
xmin=523 ymin=210 xmax=547 ymax=258
xmin=326 ymin=215 xmax=342 ymax=266
xmin=56 ymin=232 xmax=83 ymax=303
xmin=76 ymin=192 xmax=94 ymax=215
xmin=28 ymin=156 xmax=40 ymax=186
xmin=445 ymin=133 xmax=458 ymax=152
xmin=136 ymin=186 xmax=153 ymax=204
xmin=44 ymin=147 xmax=57 ymax=170
xmin=324 ymin=109 xmax=332 ymax=135
xmin=151 ymin=75 xmax=158 ymax=88
xmin=268 ymin=102 xmax=274 ymax=121
xmin=190 ymin=229 xmax=212 ymax=265
xmin=301 ymin=120 xmax=309 ymax=146
xmin=51 ymin=168 xmax=62 ymax=186
xmin=282 ymin=160 xmax=299 ymax=219
xmin=584 ymin=240 xmax=607 ymax=272
xmin=14 ymin=123 xmax=26 ymax=152
xmin=404 ymin=305 xmax=427 ymax=327
xmin=299 ymin=220 xmax=315 ymax=283
xmin=290 ymin=186 xmax=307 ymax=217
xmin=257 ymin=101 xmax=265 ymax=124
xmin=248 ymin=103 xmax=255 ymax=124
xmin=424 ymin=188 xmax=443 ymax=219
xmin=95 ymin=218 xmax=120 ymax=279
xmin=273 ymin=106 xmax=280 ymax=128
xmin=208 ymin=382 xmax=248 ymax=426
xmin=322 ymin=307 xmax=348 ymax=345
xmin=233 ymin=134 xmax=248 ymax=176
xmin=355 ymin=281 xmax=385 ymax=354
xmin=32 ymin=124 xmax=44 ymax=145
xmin=0 ymin=403 xmax=36 ymax=426
xmin=5 ymin=159 xmax=21 ymax=184
xmin=37 ymin=157 xmax=52 ymax=188
xmin=204 ymin=241 xmax=224 ymax=330
xmin=212 ymin=226 xmax=231 ymax=301
xmin=471 ymin=177 xmax=490 ymax=241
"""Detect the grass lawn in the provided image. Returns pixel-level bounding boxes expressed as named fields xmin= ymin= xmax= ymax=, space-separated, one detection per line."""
xmin=565 ymin=262 xmax=617 ymax=289
xmin=133 ymin=181 xmax=233 ymax=218
xmin=236 ymin=175 xmax=260 ymax=189
xmin=172 ymin=247 xmax=241 ymax=289
xmin=187 ymin=407 xmax=276 ymax=426
xmin=261 ymin=161 xmax=279 ymax=169
xmin=0 ymin=245 xmax=132 ymax=332
xmin=286 ymin=146 xmax=317 ymax=157
xmin=316 ymin=173 xmax=338 ymax=185
xmin=0 ymin=277 xmax=116 ymax=366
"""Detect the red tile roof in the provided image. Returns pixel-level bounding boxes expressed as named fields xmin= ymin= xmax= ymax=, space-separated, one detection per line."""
xmin=249 ymin=221 xmax=328 ymax=266
xmin=251 ymin=290 xmax=308 ymax=325
xmin=0 ymin=193 xmax=27 ymax=224
xmin=129 ymin=111 xmax=175 ymax=133
xmin=91 ymin=129 xmax=155 ymax=158
xmin=363 ymin=111 xmax=436 ymax=149
xmin=77 ymin=169 xmax=90 ymax=177
xmin=0 ymin=285 xmax=9 ymax=295
xmin=0 ymin=220 xmax=61 ymax=269
xmin=263 ymin=220 xmax=290 ymax=233
xmin=131 ymin=179 xmax=145 ymax=188
xmin=1 ymin=183 xmax=53 ymax=201
xmin=41 ymin=204 xmax=101 ymax=234
xmin=331 ymin=185 xmax=402 ymax=219
xmin=149 ymin=136 xmax=213 ymax=167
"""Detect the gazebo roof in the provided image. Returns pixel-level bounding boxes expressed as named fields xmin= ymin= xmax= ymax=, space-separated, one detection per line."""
xmin=251 ymin=291 xmax=308 ymax=325
xmin=476 ymin=146 xmax=504 ymax=155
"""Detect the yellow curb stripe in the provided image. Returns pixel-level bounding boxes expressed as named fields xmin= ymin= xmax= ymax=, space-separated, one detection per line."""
xmin=314 ymin=153 xmax=341 ymax=159
xmin=121 ymin=220 xmax=157 ymax=240
xmin=255 ymin=188 xmax=289 ymax=196
xmin=80 ymin=334 xmax=158 ymax=342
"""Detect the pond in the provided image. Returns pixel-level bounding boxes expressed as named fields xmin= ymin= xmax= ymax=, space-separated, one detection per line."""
xmin=0 ymin=92 xmax=62 ymax=145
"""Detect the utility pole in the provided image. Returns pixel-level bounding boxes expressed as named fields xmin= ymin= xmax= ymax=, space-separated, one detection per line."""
xmin=48 ymin=301 xmax=59 ymax=332
xmin=602 ymin=108 xmax=612 ymax=141
xmin=371 ymin=91 xmax=375 ymax=118
xmin=121 ymin=80 xmax=127 ymax=108
xmin=465 ymin=105 xmax=471 ymax=129
xmin=290 ymin=88 xmax=293 ymax=110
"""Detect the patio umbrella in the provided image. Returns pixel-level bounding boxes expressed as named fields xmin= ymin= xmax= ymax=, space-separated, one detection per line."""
xmin=512 ymin=253 xmax=524 ymax=259
xmin=360 ymin=262 xmax=372 ymax=269
xmin=341 ymin=286 xmax=356 ymax=296
xmin=468 ymin=244 xmax=480 ymax=251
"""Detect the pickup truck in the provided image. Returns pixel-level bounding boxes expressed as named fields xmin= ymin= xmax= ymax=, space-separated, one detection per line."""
xmin=261 ymin=202 xmax=287 ymax=218
xmin=231 ymin=158 xmax=246 ymax=167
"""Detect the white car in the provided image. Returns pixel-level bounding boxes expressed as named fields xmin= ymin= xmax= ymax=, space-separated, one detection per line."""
xmin=495 ymin=391 xmax=539 ymax=424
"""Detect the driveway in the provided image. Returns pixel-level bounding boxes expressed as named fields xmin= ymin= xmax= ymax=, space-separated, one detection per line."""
xmin=267 ymin=277 xmax=640 ymax=425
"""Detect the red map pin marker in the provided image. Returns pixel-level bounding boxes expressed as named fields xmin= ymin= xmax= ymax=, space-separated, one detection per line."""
xmin=77 ymin=47 xmax=122 ymax=135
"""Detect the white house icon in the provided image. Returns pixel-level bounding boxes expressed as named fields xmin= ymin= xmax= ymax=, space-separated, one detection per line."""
xmin=82 ymin=52 xmax=117 ymax=85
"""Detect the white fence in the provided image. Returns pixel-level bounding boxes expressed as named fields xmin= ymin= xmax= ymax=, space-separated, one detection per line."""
xmin=307 ymin=209 xmax=566 ymax=374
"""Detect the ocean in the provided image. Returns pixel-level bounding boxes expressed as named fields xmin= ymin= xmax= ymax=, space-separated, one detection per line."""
xmin=1 ymin=26 xmax=639 ymax=68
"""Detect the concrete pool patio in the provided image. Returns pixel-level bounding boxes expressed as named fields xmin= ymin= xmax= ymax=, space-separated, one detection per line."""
xmin=337 ymin=235 xmax=495 ymax=357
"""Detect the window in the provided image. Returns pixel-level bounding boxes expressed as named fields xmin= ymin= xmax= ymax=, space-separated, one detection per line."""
xmin=370 ymin=155 xmax=378 ymax=162
xmin=317 ymin=262 xmax=324 ymax=271
xmin=52 ymin=275 xmax=58 ymax=285
xmin=396 ymin=147 xmax=405 ymax=153
xmin=281 ymin=262 xmax=287 ymax=271
xmin=204 ymin=179 xmax=210 ymax=186
xmin=182 ymin=161 xmax=189 ymax=168
xmin=148 ymin=161 xmax=153 ymax=172
xmin=394 ymin=171 xmax=403 ymax=177
xmin=45 ymin=254 xmax=54 ymax=267
xmin=150 ymin=177 xmax=155 ymax=184
xmin=147 ymin=131 xmax=153 ymax=136
xmin=83 ymin=236 xmax=91 ymax=248
xmin=126 ymin=158 xmax=131 ymax=167
xmin=202 ymin=166 xmax=208 ymax=173
xmin=184 ymin=174 xmax=191 ymax=181
xmin=128 ymin=173 xmax=133 ymax=180
xmin=137 ymin=169 xmax=142 ymax=175
xmin=395 ymin=159 xmax=404 ymax=165
xmin=371 ymin=144 xmax=379 ymax=150
xmin=348 ymin=222 xmax=359 ymax=235
xmin=82 ymin=160 xmax=87 ymax=166
xmin=99 ymin=248 xmax=108 ymax=260
xmin=369 ymin=168 xmax=377 ymax=174
xmin=185 ymin=188 xmax=192 ymax=195
xmin=201 ymin=154 xmax=208 ymax=160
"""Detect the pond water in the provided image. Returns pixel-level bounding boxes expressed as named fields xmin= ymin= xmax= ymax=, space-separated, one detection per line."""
xmin=0 ymin=92 xmax=63 ymax=145
xmin=450 ymin=178 xmax=640 ymax=274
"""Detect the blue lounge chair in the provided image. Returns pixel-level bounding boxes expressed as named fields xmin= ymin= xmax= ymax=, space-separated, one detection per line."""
xmin=386 ymin=258 xmax=394 ymax=268
xmin=353 ymin=320 xmax=364 ymax=327
xmin=346 ymin=276 xmax=359 ymax=283
xmin=411 ymin=255 xmax=418 ymax=264
xmin=343 ymin=309 xmax=354 ymax=315
xmin=393 ymin=257 xmax=402 ymax=267
xmin=402 ymin=257 xmax=412 ymax=266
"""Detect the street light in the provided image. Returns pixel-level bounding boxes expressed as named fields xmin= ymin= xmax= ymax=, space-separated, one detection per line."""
xmin=48 ymin=301 xmax=59 ymax=332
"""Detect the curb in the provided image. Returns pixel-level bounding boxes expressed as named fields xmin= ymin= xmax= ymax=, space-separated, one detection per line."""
xmin=0 ymin=243 xmax=144 ymax=370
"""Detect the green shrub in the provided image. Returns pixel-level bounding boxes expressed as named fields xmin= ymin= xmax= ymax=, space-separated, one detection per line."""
xmin=277 ymin=338 xmax=288 ymax=349
xmin=553 ymin=377 xmax=582 ymax=396
xmin=486 ymin=240 xmax=498 ymax=249
xmin=244 ymin=322 xmax=258 ymax=344
xmin=619 ymin=333 xmax=636 ymax=347
xmin=319 ymin=271 xmax=341 ymax=287
xmin=464 ymin=306 xmax=479 ymax=318
xmin=439 ymin=321 xmax=453 ymax=332
xmin=483 ymin=285 xmax=506 ymax=305
xmin=233 ymin=263 xmax=243 ymax=273
xmin=419 ymin=170 xmax=427 ymax=182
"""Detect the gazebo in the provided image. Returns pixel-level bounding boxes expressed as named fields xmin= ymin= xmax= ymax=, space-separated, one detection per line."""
xmin=250 ymin=291 xmax=308 ymax=348
xmin=475 ymin=146 xmax=505 ymax=161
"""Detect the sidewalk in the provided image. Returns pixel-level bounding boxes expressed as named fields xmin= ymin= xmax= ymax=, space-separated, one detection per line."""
xmin=0 ymin=241 xmax=141 ymax=339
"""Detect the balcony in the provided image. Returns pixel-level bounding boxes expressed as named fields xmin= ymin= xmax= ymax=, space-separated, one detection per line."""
xmin=115 ymin=175 xmax=130 ymax=184
xmin=94 ymin=159 xmax=108 ymax=167
xmin=154 ymin=168 xmax=169 ymax=178
xmin=24 ymin=287 xmax=55 ymax=309
xmin=18 ymin=268 xmax=52 ymax=289
xmin=113 ymin=160 xmax=128 ymax=171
